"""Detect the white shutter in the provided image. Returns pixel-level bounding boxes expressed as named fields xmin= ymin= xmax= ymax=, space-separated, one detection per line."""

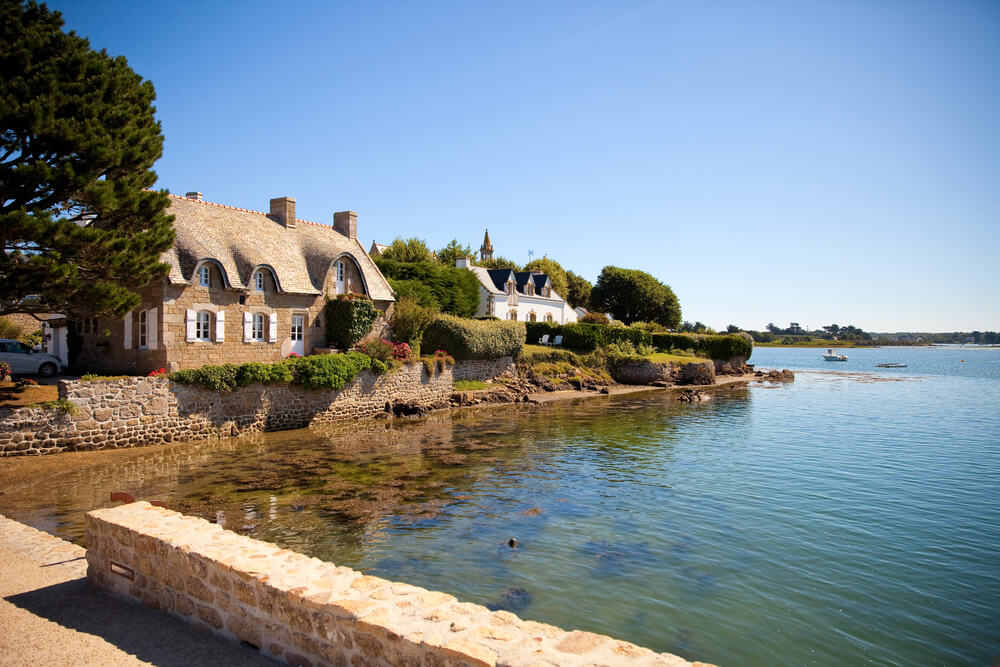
xmin=185 ymin=309 xmax=196 ymax=342
xmin=148 ymin=308 xmax=158 ymax=349
xmin=268 ymin=312 xmax=278 ymax=342
xmin=243 ymin=312 xmax=252 ymax=342
xmin=123 ymin=311 xmax=132 ymax=349
xmin=215 ymin=310 xmax=226 ymax=342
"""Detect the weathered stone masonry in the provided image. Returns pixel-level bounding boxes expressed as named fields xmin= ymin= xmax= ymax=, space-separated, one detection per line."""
xmin=87 ymin=502 xmax=706 ymax=667
xmin=0 ymin=357 xmax=516 ymax=457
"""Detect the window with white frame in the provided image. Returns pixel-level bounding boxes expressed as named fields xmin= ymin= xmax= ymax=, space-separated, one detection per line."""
xmin=252 ymin=313 xmax=266 ymax=341
xmin=196 ymin=311 xmax=211 ymax=340
xmin=198 ymin=265 xmax=210 ymax=287
xmin=139 ymin=310 xmax=148 ymax=348
xmin=254 ymin=271 xmax=264 ymax=291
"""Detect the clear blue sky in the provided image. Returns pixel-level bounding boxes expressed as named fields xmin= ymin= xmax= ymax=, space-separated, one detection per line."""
xmin=53 ymin=0 xmax=999 ymax=332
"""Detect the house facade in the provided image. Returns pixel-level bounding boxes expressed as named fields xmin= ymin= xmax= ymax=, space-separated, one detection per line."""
xmin=74 ymin=192 xmax=394 ymax=374
xmin=456 ymin=258 xmax=577 ymax=324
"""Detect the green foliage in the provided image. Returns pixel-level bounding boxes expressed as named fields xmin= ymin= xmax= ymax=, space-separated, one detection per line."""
xmin=79 ymin=373 xmax=129 ymax=382
xmin=289 ymin=352 xmax=375 ymax=390
xmin=564 ymin=270 xmax=592 ymax=310
xmin=170 ymin=364 xmax=239 ymax=391
xmin=0 ymin=1 xmax=175 ymax=320
xmin=379 ymin=237 xmax=436 ymax=263
xmin=356 ymin=338 xmax=393 ymax=362
xmin=580 ymin=312 xmax=610 ymax=325
xmin=375 ymin=258 xmax=479 ymax=316
xmin=0 ymin=316 xmax=23 ymax=339
xmin=477 ymin=256 xmax=523 ymax=271
xmin=560 ymin=323 xmax=652 ymax=352
xmin=651 ymin=332 xmax=753 ymax=359
xmin=629 ymin=321 xmax=667 ymax=333
xmin=390 ymin=296 xmax=439 ymax=356
xmin=235 ymin=361 xmax=293 ymax=387
xmin=590 ymin=266 xmax=681 ymax=328
xmin=19 ymin=328 xmax=42 ymax=347
xmin=436 ymin=239 xmax=475 ymax=266
xmin=454 ymin=379 xmax=487 ymax=391
xmin=523 ymin=256 xmax=568 ymax=299
xmin=324 ymin=295 xmax=379 ymax=349
xmin=422 ymin=314 xmax=524 ymax=361
xmin=36 ymin=397 xmax=78 ymax=415
xmin=421 ymin=349 xmax=455 ymax=375
xmin=388 ymin=278 xmax=438 ymax=308
xmin=525 ymin=321 xmax=561 ymax=344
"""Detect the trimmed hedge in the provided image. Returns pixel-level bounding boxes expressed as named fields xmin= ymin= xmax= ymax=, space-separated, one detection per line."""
xmin=324 ymin=295 xmax=379 ymax=349
xmin=170 ymin=352 xmax=381 ymax=392
xmin=422 ymin=314 xmax=524 ymax=361
xmin=652 ymin=332 xmax=752 ymax=359
xmin=560 ymin=323 xmax=652 ymax=351
xmin=525 ymin=321 xmax=562 ymax=344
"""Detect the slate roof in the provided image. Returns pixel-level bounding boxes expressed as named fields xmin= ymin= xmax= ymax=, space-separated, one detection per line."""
xmin=162 ymin=195 xmax=394 ymax=301
xmin=472 ymin=267 xmax=560 ymax=299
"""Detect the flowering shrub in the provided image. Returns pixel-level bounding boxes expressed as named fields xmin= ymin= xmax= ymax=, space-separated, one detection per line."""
xmin=391 ymin=341 xmax=412 ymax=361
xmin=356 ymin=338 xmax=394 ymax=363
xmin=286 ymin=352 xmax=301 ymax=358
xmin=16 ymin=378 xmax=38 ymax=388
xmin=147 ymin=367 xmax=167 ymax=377
xmin=0 ymin=361 xmax=10 ymax=380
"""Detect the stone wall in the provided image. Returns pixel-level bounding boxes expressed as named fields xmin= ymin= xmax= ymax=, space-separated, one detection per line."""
xmin=87 ymin=502 xmax=704 ymax=667
xmin=0 ymin=357 xmax=516 ymax=457
xmin=611 ymin=360 xmax=717 ymax=386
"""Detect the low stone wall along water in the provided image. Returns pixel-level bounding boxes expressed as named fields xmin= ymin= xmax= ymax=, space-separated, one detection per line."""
xmin=0 ymin=358 xmax=516 ymax=457
xmin=86 ymin=502 xmax=704 ymax=667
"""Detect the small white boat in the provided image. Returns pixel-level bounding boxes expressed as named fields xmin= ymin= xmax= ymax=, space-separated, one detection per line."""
xmin=822 ymin=348 xmax=848 ymax=361
xmin=876 ymin=363 xmax=907 ymax=368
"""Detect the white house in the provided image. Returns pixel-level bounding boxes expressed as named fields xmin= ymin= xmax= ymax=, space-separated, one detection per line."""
xmin=456 ymin=258 xmax=578 ymax=324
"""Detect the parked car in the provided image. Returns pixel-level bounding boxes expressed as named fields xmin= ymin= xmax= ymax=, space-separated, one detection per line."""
xmin=0 ymin=339 xmax=63 ymax=377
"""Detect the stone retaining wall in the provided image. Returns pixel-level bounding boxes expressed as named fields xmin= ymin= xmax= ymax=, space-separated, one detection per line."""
xmin=0 ymin=357 xmax=516 ymax=457
xmin=87 ymin=502 xmax=704 ymax=667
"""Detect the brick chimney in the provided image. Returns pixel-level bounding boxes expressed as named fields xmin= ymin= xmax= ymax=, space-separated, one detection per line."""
xmin=185 ymin=191 xmax=202 ymax=201
xmin=270 ymin=196 xmax=296 ymax=228
xmin=333 ymin=211 xmax=357 ymax=240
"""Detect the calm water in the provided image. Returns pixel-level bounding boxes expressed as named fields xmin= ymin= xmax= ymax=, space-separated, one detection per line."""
xmin=2 ymin=346 xmax=999 ymax=666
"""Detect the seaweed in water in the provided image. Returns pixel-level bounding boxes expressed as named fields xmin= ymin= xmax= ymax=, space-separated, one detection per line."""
xmin=486 ymin=587 xmax=535 ymax=612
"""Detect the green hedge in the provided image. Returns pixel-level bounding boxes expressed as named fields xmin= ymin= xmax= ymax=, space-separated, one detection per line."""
xmin=422 ymin=314 xmax=524 ymax=361
xmin=525 ymin=321 xmax=562 ymax=344
xmin=170 ymin=352 xmax=381 ymax=392
xmin=652 ymin=332 xmax=752 ymax=359
xmin=560 ymin=323 xmax=652 ymax=351
xmin=324 ymin=295 xmax=379 ymax=349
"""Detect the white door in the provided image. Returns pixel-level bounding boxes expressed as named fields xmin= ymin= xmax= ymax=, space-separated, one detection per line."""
xmin=291 ymin=315 xmax=305 ymax=356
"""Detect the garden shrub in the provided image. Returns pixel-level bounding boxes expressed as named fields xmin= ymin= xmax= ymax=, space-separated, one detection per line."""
xmin=387 ymin=278 xmax=438 ymax=308
xmin=170 ymin=364 xmax=239 ymax=391
xmin=421 ymin=315 xmax=524 ymax=361
xmin=324 ymin=294 xmax=379 ymax=349
xmin=579 ymin=312 xmax=610 ymax=325
xmin=560 ymin=323 xmax=652 ymax=351
xmin=288 ymin=352 xmax=374 ymax=390
xmin=356 ymin=338 xmax=394 ymax=363
xmin=421 ymin=349 xmax=455 ymax=375
xmin=390 ymin=296 xmax=439 ymax=356
xmin=651 ymin=332 xmax=752 ymax=359
xmin=235 ymin=361 xmax=293 ymax=387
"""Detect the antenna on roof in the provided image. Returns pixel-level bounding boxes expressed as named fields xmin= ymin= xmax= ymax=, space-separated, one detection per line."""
xmin=527 ymin=249 xmax=534 ymax=264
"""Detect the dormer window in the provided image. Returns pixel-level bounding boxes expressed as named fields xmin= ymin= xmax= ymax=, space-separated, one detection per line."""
xmin=254 ymin=271 xmax=264 ymax=291
xmin=543 ymin=286 xmax=551 ymax=297
xmin=506 ymin=280 xmax=515 ymax=295
xmin=525 ymin=283 xmax=534 ymax=296
xmin=198 ymin=265 xmax=210 ymax=287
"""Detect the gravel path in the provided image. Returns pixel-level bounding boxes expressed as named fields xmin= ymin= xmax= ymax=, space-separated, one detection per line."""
xmin=0 ymin=514 xmax=276 ymax=666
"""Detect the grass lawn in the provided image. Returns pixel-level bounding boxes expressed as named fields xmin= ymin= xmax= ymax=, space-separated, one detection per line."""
xmin=0 ymin=378 xmax=59 ymax=408
xmin=645 ymin=351 xmax=706 ymax=364
xmin=454 ymin=379 xmax=487 ymax=391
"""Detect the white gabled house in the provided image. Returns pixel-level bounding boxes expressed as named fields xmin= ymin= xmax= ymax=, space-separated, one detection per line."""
xmin=455 ymin=258 xmax=578 ymax=324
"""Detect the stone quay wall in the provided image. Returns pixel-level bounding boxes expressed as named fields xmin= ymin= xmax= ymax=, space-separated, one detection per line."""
xmin=87 ymin=502 xmax=704 ymax=667
xmin=0 ymin=357 xmax=516 ymax=457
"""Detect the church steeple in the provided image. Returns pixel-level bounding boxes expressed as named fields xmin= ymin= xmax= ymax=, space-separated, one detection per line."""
xmin=479 ymin=229 xmax=494 ymax=261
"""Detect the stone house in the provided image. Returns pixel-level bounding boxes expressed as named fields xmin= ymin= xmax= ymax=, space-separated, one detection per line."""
xmin=73 ymin=192 xmax=394 ymax=374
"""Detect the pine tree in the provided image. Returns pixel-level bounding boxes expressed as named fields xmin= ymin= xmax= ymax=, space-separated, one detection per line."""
xmin=1 ymin=0 xmax=174 ymax=319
